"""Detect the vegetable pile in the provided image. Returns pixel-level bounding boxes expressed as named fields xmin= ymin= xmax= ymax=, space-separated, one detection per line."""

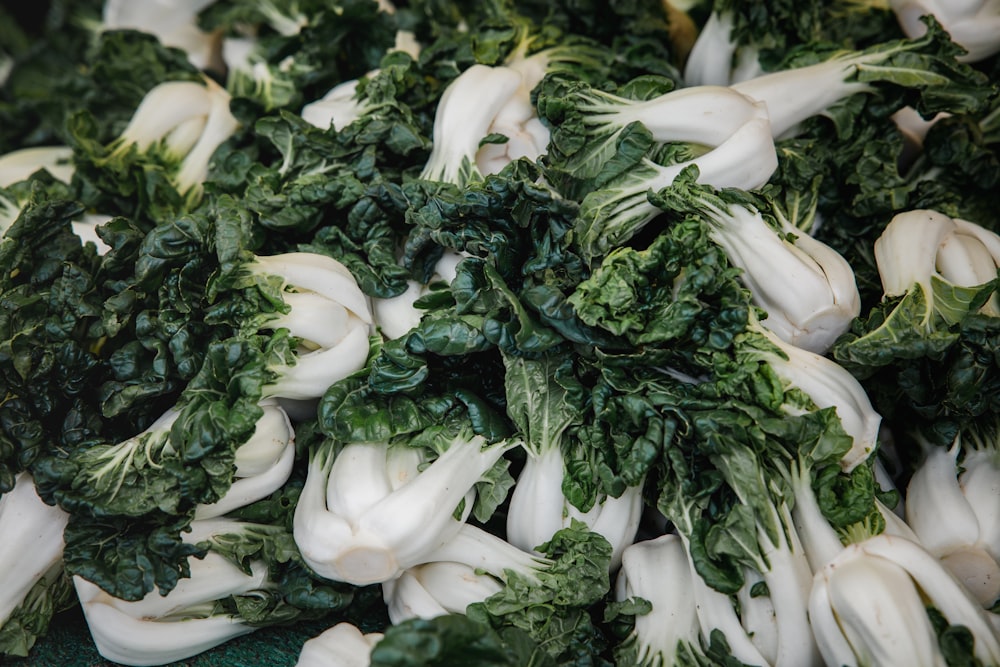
xmin=1 ymin=0 xmax=1000 ymax=665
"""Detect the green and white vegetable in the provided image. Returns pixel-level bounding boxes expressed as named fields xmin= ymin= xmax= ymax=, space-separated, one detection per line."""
xmin=110 ymin=77 xmax=239 ymax=197
xmin=74 ymin=553 xmax=265 ymax=667
xmin=613 ymin=534 xmax=704 ymax=667
xmin=295 ymin=622 xmax=383 ymax=667
xmin=193 ymin=399 xmax=296 ymax=519
xmin=1 ymin=0 xmax=1000 ymax=665
xmin=905 ymin=433 xmax=1000 ymax=605
xmin=810 ymin=534 xmax=1000 ymax=667
xmin=890 ymin=0 xmax=1000 ymax=62
xmin=0 ymin=473 xmax=70 ymax=658
xmin=293 ymin=433 xmax=515 ymax=585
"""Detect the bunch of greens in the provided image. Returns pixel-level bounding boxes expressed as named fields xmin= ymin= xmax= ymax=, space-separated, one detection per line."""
xmin=1 ymin=0 xmax=1000 ymax=665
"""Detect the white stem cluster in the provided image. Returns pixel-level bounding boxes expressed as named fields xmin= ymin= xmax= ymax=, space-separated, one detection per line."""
xmin=752 ymin=320 xmax=883 ymax=472
xmin=704 ymin=199 xmax=860 ymax=353
xmin=372 ymin=249 xmax=467 ymax=340
xmin=505 ymin=446 xmax=643 ymax=570
xmin=614 ymin=534 xmax=702 ymax=666
xmin=251 ymin=252 xmax=373 ymax=400
xmin=0 ymin=146 xmax=75 ymax=187
xmin=906 ymin=437 xmax=1000 ymax=605
xmin=0 ymin=473 xmax=69 ymax=629
xmin=642 ymin=99 xmax=778 ymax=193
xmin=293 ymin=437 xmax=514 ymax=586
xmin=421 ymin=54 xmax=563 ymax=187
xmin=102 ymin=0 xmax=223 ymax=72
xmin=890 ymin=0 xmax=1000 ymax=62
xmin=875 ymin=210 xmax=1000 ymax=319
xmin=295 ymin=622 xmax=383 ymax=667
xmin=74 ymin=551 xmax=267 ymax=666
xmin=382 ymin=522 xmax=555 ymax=624
xmin=301 ymin=79 xmax=366 ymax=132
xmin=474 ymin=57 xmax=551 ymax=178
xmin=114 ymin=78 xmax=239 ymax=196
xmin=809 ymin=534 xmax=1000 ymax=667
xmin=194 ymin=399 xmax=296 ymax=519
xmin=420 ymin=64 xmax=525 ymax=186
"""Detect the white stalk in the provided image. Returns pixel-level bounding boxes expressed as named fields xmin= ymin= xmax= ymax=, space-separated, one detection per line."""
xmin=420 ymin=64 xmax=524 ymax=186
xmin=325 ymin=442 xmax=397 ymax=521
xmin=0 ymin=146 xmax=75 ymax=186
xmin=809 ymin=542 xmax=946 ymax=667
xmin=706 ymin=199 xmax=860 ymax=354
xmin=294 ymin=438 xmax=515 ymax=585
xmin=755 ymin=322 xmax=882 ymax=471
xmin=230 ymin=401 xmax=295 ymax=477
xmin=662 ymin=107 xmax=777 ymax=192
xmin=74 ymin=550 xmax=267 ymax=667
xmin=806 ymin=570 xmax=868 ymax=667
xmin=875 ymin=209 xmax=957 ymax=298
xmin=77 ymin=553 xmax=267 ymax=621
xmin=372 ymin=280 xmax=425 ymax=340
xmin=940 ymin=546 xmax=1000 ymax=607
xmin=174 ymin=79 xmax=239 ymax=194
xmin=0 ymin=473 xmax=70 ymax=626
xmin=789 ymin=463 xmax=845 ymax=571
xmin=357 ymin=438 xmax=513 ymax=567
xmin=423 ymin=522 xmax=550 ymax=582
xmin=633 ymin=86 xmax=763 ymax=145
xmin=959 ymin=444 xmax=1000 ymax=558
xmin=296 ymin=622 xmax=383 ymax=667
xmin=292 ymin=448 xmax=358 ymax=581
xmin=947 ymin=219 xmax=1000 ymax=315
xmin=79 ymin=600 xmax=254 ymax=667
xmin=301 ymin=79 xmax=365 ymax=131
xmin=250 ymin=253 xmax=372 ymax=326
xmin=756 ymin=507 xmax=821 ymax=667
xmin=936 ymin=230 xmax=999 ymax=288
xmin=683 ymin=12 xmax=739 ymax=86
xmin=381 ymin=570 xmax=449 ymax=624
xmin=372 ymin=249 xmax=468 ymax=340
xmin=906 ymin=441 xmax=982 ymax=557
xmin=409 ymin=561 xmax=504 ymax=612
xmin=860 ymin=534 xmax=1000 ymax=663
xmin=732 ymin=57 xmax=874 ymax=138
xmin=737 ymin=568 xmax=778 ymax=664
xmin=590 ymin=84 xmax=765 ymax=147
xmin=475 ymin=79 xmax=549 ymax=176
xmin=566 ymin=482 xmax=644 ymax=571
xmin=506 ymin=445 xmax=572 ymax=555
xmin=597 ymin=104 xmax=776 ymax=245
xmin=615 ymin=534 xmax=702 ymax=664
xmin=182 ymin=515 xmax=248 ymax=544
xmin=102 ymin=0 xmax=222 ymax=71
xmin=383 ymin=561 xmax=503 ymax=624
xmin=265 ymin=322 xmax=370 ymax=400
xmin=115 ymin=81 xmax=214 ymax=152
xmin=679 ymin=535 xmax=769 ymax=666
xmin=780 ymin=230 xmax=862 ymax=351
xmin=383 ymin=443 xmax=425 ymax=491
xmin=253 ymin=253 xmax=374 ymax=399
xmin=163 ymin=115 xmax=208 ymax=159
xmin=194 ymin=442 xmax=294 ymax=519
xmin=272 ymin=291 xmax=355 ymax=350
xmin=889 ymin=0 xmax=1000 ymax=62
xmin=905 ymin=437 xmax=1000 ymax=605
xmin=875 ymin=498 xmax=921 ymax=542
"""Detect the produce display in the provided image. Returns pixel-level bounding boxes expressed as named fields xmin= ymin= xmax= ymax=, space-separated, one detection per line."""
xmin=0 ymin=0 xmax=999 ymax=665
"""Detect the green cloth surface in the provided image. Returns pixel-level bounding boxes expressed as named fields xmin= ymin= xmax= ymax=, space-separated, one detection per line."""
xmin=9 ymin=607 xmax=340 ymax=667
